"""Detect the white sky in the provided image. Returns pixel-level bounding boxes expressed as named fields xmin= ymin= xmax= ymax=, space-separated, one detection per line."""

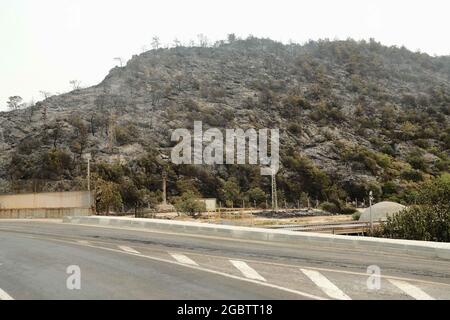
xmin=1 ymin=0 xmax=449 ymax=111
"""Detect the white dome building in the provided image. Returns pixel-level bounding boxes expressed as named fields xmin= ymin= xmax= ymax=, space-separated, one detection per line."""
xmin=359 ymin=201 xmax=406 ymax=222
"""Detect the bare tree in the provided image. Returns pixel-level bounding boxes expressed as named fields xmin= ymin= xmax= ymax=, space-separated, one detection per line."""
xmin=147 ymin=82 xmax=163 ymax=106
xmin=49 ymin=120 xmax=63 ymax=148
xmin=197 ymin=34 xmax=209 ymax=47
xmin=27 ymin=98 xmax=36 ymax=122
xmin=27 ymin=98 xmax=35 ymax=107
xmin=114 ymin=57 xmax=125 ymax=67
xmin=227 ymin=33 xmax=236 ymax=43
xmin=173 ymin=38 xmax=181 ymax=48
xmin=151 ymin=36 xmax=160 ymax=50
xmin=41 ymin=105 xmax=48 ymax=124
xmin=69 ymin=114 xmax=88 ymax=157
xmin=69 ymin=80 xmax=82 ymax=90
xmin=174 ymin=73 xmax=184 ymax=91
xmin=6 ymin=96 xmax=24 ymax=110
xmin=126 ymin=77 xmax=135 ymax=98
xmin=39 ymin=91 xmax=53 ymax=99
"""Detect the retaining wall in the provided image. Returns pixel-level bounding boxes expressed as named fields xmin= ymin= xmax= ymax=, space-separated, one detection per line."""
xmin=0 ymin=191 xmax=93 ymax=209
xmin=0 ymin=208 xmax=92 ymax=219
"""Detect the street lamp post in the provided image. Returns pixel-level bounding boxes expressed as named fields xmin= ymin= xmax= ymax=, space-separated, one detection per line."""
xmin=83 ymin=153 xmax=92 ymax=210
xmin=87 ymin=158 xmax=91 ymax=192
xmin=162 ymin=171 xmax=168 ymax=206
xmin=369 ymin=191 xmax=374 ymax=233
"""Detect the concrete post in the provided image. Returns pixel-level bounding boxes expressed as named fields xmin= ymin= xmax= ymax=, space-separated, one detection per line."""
xmin=162 ymin=171 xmax=167 ymax=206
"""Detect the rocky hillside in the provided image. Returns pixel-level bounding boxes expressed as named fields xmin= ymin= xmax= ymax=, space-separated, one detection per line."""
xmin=1 ymin=37 xmax=449 ymax=210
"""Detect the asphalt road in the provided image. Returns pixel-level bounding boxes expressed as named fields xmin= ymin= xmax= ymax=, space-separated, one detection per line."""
xmin=0 ymin=220 xmax=449 ymax=300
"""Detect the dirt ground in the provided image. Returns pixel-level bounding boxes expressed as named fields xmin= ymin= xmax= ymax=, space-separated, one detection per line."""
xmin=168 ymin=211 xmax=354 ymax=227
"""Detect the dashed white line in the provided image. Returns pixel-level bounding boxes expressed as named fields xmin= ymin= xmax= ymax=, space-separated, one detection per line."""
xmin=77 ymin=240 xmax=90 ymax=245
xmin=118 ymin=246 xmax=141 ymax=254
xmin=170 ymin=253 xmax=199 ymax=266
xmin=230 ymin=260 xmax=266 ymax=282
xmin=0 ymin=288 xmax=14 ymax=300
xmin=301 ymin=269 xmax=351 ymax=300
xmin=34 ymin=236 xmax=326 ymax=300
xmin=389 ymin=279 xmax=435 ymax=300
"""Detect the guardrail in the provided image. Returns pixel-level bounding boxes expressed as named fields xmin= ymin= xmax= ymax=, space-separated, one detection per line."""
xmin=268 ymin=221 xmax=380 ymax=235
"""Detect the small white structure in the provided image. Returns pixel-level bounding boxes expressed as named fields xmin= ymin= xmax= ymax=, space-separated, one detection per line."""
xmin=196 ymin=198 xmax=217 ymax=212
xmin=359 ymin=201 xmax=406 ymax=223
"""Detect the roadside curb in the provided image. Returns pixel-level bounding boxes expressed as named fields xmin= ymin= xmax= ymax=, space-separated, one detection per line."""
xmin=63 ymin=216 xmax=450 ymax=260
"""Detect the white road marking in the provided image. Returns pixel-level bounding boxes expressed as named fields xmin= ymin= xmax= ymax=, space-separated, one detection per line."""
xmin=0 ymin=288 xmax=14 ymax=300
xmin=43 ymin=236 xmax=327 ymax=300
xmin=118 ymin=246 xmax=140 ymax=254
xmin=170 ymin=253 xmax=198 ymax=266
xmin=77 ymin=240 xmax=90 ymax=245
xmin=389 ymin=279 xmax=435 ymax=300
xmin=230 ymin=260 xmax=266 ymax=282
xmin=301 ymin=269 xmax=351 ymax=300
xmin=173 ymin=251 xmax=450 ymax=289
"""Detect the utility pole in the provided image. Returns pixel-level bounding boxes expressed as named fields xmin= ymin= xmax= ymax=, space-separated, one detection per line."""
xmin=162 ymin=170 xmax=168 ymax=206
xmin=83 ymin=153 xmax=92 ymax=210
xmin=369 ymin=191 xmax=374 ymax=233
xmin=271 ymin=173 xmax=278 ymax=211
xmin=87 ymin=157 xmax=91 ymax=191
xmin=83 ymin=153 xmax=92 ymax=190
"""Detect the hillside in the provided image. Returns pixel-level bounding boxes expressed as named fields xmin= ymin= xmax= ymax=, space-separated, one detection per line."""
xmin=1 ymin=37 xmax=449 ymax=212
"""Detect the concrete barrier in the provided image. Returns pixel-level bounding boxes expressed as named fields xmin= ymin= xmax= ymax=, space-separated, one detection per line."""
xmin=63 ymin=216 xmax=450 ymax=260
xmin=1 ymin=208 xmax=92 ymax=219
xmin=0 ymin=191 xmax=93 ymax=209
xmin=0 ymin=191 xmax=94 ymax=219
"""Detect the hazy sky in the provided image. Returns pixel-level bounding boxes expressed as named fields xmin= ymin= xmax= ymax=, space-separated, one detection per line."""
xmin=1 ymin=0 xmax=449 ymax=111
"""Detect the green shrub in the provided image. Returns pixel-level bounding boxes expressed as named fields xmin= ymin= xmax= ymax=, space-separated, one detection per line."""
xmin=400 ymin=169 xmax=423 ymax=182
xmin=382 ymin=181 xmax=398 ymax=197
xmin=246 ymin=187 xmax=267 ymax=206
xmin=352 ymin=211 xmax=361 ymax=221
xmin=341 ymin=205 xmax=358 ymax=215
xmin=96 ymin=179 xmax=123 ymax=215
xmin=174 ymin=191 xmax=206 ymax=217
xmin=288 ymin=123 xmax=302 ymax=134
xmin=377 ymin=174 xmax=450 ymax=241
xmin=406 ymin=154 xmax=427 ymax=171
xmin=114 ymin=124 xmax=139 ymax=145
xmin=380 ymin=145 xmax=396 ymax=156
xmin=320 ymin=201 xmax=339 ymax=214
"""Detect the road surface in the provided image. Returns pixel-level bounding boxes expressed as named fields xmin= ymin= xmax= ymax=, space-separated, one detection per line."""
xmin=0 ymin=220 xmax=449 ymax=300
